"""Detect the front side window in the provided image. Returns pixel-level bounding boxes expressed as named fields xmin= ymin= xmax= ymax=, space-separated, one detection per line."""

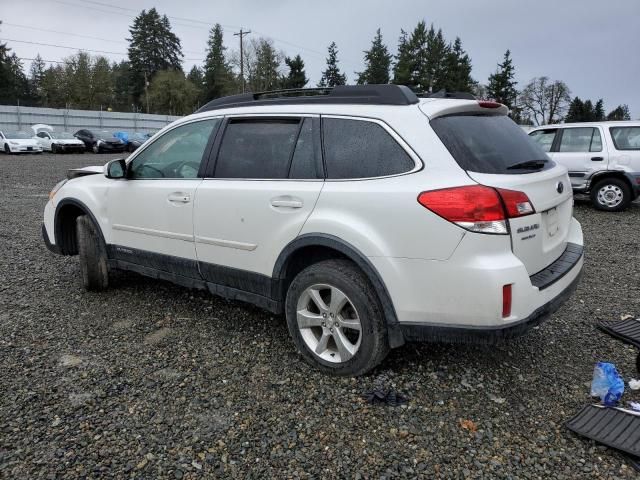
xmin=610 ymin=127 xmax=640 ymax=151
xmin=528 ymin=129 xmax=557 ymax=152
xmin=128 ymin=119 xmax=219 ymax=179
xmin=558 ymin=127 xmax=602 ymax=153
xmin=322 ymin=118 xmax=415 ymax=179
xmin=214 ymin=119 xmax=300 ymax=179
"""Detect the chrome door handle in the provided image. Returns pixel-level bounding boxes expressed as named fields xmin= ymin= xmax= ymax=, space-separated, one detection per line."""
xmin=271 ymin=197 xmax=303 ymax=208
xmin=168 ymin=192 xmax=191 ymax=203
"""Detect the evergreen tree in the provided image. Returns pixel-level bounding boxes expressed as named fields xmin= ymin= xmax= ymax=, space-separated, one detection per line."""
xmin=187 ymin=65 xmax=205 ymax=104
xmin=91 ymin=56 xmax=113 ymax=109
xmin=565 ymin=97 xmax=585 ymax=122
xmin=486 ymin=50 xmax=518 ymax=110
xmin=203 ymin=24 xmax=234 ymax=100
xmin=422 ymin=25 xmax=450 ymax=92
xmin=442 ymin=37 xmax=474 ymax=92
xmin=318 ymin=42 xmax=346 ymax=87
xmin=407 ymin=21 xmax=428 ymax=90
xmin=392 ymin=30 xmax=413 ymax=86
xmin=41 ymin=65 xmax=66 ymax=108
xmin=356 ymin=29 xmax=392 ymax=85
xmin=29 ymin=54 xmax=47 ymax=105
xmin=594 ymin=99 xmax=605 ymax=121
xmin=111 ymin=60 xmax=133 ymax=111
xmin=582 ymin=99 xmax=595 ymax=121
xmin=607 ymin=105 xmax=631 ymax=121
xmin=281 ymin=54 xmax=308 ymax=89
xmin=127 ymin=8 xmax=183 ymax=108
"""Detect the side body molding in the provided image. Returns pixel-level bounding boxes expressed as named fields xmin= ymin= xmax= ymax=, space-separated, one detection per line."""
xmin=272 ymin=233 xmax=404 ymax=348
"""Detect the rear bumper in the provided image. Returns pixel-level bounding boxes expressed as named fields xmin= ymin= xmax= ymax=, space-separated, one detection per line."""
xmin=399 ymin=268 xmax=582 ymax=344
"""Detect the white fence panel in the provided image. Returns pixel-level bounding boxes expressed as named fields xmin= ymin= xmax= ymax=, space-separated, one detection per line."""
xmin=0 ymin=105 xmax=181 ymax=133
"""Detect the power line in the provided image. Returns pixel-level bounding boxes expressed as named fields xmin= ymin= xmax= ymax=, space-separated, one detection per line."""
xmin=2 ymin=38 xmax=127 ymax=56
xmin=2 ymin=22 xmax=205 ymax=56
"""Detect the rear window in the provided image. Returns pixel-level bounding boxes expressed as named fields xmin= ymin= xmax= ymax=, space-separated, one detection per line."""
xmin=431 ymin=115 xmax=554 ymax=174
xmin=322 ymin=118 xmax=415 ymax=179
xmin=610 ymin=126 xmax=640 ymax=151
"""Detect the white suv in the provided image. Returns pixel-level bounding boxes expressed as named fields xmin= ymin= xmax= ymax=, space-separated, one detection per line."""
xmin=529 ymin=122 xmax=640 ymax=211
xmin=42 ymin=85 xmax=584 ymax=375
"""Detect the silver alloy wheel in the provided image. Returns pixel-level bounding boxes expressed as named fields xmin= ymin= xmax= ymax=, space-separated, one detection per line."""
xmin=296 ymin=283 xmax=362 ymax=363
xmin=597 ymin=184 xmax=623 ymax=208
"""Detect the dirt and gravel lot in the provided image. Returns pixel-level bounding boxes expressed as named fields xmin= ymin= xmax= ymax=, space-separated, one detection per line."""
xmin=1 ymin=152 xmax=639 ymax=479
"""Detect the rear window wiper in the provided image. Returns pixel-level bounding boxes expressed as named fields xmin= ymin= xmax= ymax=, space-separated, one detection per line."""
xmin=506 ymin=159 xmax=549 ymax=170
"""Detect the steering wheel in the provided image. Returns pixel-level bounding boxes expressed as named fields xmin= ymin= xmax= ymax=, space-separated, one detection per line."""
xmin=167 ymin=161 xmax=201 ymax=178
xmin=136 ymin=164 xmax=165 ymax=178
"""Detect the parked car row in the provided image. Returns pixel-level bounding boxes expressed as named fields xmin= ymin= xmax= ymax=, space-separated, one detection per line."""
xmin=0 ymin=125 xmax=154 ymax=154
xmin=528 ymin=121 xmax=640 ymax=211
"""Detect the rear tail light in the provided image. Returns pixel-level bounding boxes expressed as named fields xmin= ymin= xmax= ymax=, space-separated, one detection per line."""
xmin=502 ymin=284 xmax=512 ymax=318
xmin=417 ymin=185 xmax=535 ymax=234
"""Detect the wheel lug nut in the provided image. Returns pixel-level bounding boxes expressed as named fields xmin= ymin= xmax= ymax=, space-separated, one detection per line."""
xmin=334 ymin=322 xmax=339 ymax=327
xmin=330 ymin=313 xmax=334 ymax=318
xmin=322 ymin=313 xmax=327 ymax=318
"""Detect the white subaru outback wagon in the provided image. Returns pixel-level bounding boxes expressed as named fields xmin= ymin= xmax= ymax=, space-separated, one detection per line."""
xmin=43 ymin=85 xmax=584 ymax=376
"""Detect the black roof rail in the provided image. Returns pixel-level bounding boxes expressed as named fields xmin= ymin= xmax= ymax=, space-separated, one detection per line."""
xmin=196 ymin=84 xmax=419 ymax=113
xmin=417 ymin=89 xmax=476 ymax=100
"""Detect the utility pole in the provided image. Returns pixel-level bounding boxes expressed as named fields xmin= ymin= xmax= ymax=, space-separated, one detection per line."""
xmin=144 ymin=71 xmax=150 ymax=114
xmin=234 ymin=28 xmax=251 ymax=93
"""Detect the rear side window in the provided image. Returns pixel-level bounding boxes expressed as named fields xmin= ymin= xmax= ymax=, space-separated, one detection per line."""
xmin=431 ymin=115 xmax=554 ymax=174
xmin=322 ymin=118 xmax=415 ymax=179
xmin=289 ymin=118 xmax=321 ymax=179
xmin=558 ymin=127 xmax=602 ymax=152
xmin=215 ymin=119 xmax=300 ymax=179
xmin=610 ymin=127 xmax=640 ymax=150
xmin=528 ymin=129 xmax=557 ymax=152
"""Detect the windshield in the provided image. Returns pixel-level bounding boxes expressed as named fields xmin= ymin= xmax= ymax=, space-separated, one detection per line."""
xmin=430 ymin=114 xmax=555 ymax=174
xmin=5 ymin=131 xmax=31 ymax=139
xmin=52 ymin=132 xmax=76 ymax=139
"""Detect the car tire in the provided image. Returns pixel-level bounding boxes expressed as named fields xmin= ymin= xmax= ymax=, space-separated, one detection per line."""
xmin=92 ymin=144 xmax=100 ymax=154
xmin=590 ymin=178 xmax=631 ymax=212
xmin=76 ymin=215 xmax=110 ymax=291
xmin=285 ymin=259 xmax=389 ymax=376
xmin=4 ymin=144 xmax=11 ymax=154
xmin=51 ymin=144 xmax=58 ymax=154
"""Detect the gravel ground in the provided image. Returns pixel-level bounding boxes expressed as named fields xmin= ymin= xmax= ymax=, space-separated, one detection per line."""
xmin=1 ymin=152 xmax=640 ymax=479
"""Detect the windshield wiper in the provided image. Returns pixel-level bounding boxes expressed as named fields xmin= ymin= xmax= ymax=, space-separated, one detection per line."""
xmin=506 ymin=159 xmax=549 ymax=170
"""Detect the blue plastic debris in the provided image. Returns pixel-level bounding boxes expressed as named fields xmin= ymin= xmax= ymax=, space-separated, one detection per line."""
xmin=591 ymin=362 xmax=625 ymax=406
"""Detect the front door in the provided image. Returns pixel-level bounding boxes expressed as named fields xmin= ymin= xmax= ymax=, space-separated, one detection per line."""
xmin=106 ymin=118 xmax=221 ymax=277
xmin=193 ymin=116 xmax=324 ymax=295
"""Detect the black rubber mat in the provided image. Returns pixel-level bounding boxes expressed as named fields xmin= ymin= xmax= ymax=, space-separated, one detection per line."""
xmin=566 ymin=405 xmax=640 ymax=457
xmin=597 ymin=318 xmax=640 ymax=348
xmin=597 ymin=318 xmax=640 ymax=372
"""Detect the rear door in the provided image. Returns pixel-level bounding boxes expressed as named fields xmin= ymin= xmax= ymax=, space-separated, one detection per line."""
xmin=608 ymin=125 xmax=640 ymax=172
xmin=430 ymin=114 xmax=574 ymax=275
xmin=193 ymin=115 xmax=324 ymax=289
xmin=553 ymin=126 xmax=607 ymax=180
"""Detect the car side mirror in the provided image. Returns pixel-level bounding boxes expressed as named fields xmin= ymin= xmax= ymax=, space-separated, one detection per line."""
xmin=105 ymin=158 xmax=127 ymax=179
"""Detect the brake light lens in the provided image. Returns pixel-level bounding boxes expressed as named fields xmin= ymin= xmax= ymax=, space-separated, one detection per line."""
xmin=417 ymin=185 xmax=534 ymax=234
xmin=478 ymin=101 xmax=502 ymax=109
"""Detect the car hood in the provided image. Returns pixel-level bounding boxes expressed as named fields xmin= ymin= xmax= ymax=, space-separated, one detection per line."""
xmin=7 ymin=139 xmax=40 ymax=146
xmin=98 ymin=137 xmax=123 ymax=143
xmin=66 ymin=165 xmax=104 ymax=180
xmin=54 ymin=138 xmax=84 ymax=145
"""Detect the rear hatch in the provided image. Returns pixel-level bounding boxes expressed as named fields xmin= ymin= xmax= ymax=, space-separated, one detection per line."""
xmin=428 ymin=110 xmax=573 ymax=275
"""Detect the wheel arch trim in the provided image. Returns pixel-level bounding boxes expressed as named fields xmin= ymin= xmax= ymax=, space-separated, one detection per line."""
xmin=54 ymin=198 xmax=106 ymax=255
xmin=272 ymin=233 xmax=404 ymax=347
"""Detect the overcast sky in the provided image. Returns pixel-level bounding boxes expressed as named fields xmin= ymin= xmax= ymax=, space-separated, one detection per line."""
xmin=2 ymin=0 xmax=638 ymax=118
